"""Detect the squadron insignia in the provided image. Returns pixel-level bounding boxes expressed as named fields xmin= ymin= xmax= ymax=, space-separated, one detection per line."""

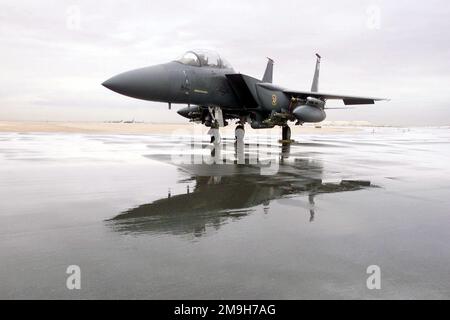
xmin=272 ymin=94 xmax=277 ymax=106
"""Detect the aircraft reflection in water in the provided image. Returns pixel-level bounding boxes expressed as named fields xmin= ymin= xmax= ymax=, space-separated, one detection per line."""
xmin=108 ymin=141 xmax=372 ymax=237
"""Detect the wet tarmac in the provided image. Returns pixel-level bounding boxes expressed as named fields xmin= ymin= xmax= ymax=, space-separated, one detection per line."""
xmin=0 ymin=127 xmax=449 ymax=299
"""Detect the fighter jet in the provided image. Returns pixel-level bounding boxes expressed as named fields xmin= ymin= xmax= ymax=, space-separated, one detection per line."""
xmin=102 ymin=49 xmax=387 ymax=141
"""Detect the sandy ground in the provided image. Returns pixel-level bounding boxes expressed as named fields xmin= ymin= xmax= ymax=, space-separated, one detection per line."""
xmin=0 ymin=121 xmax=359 ymax=134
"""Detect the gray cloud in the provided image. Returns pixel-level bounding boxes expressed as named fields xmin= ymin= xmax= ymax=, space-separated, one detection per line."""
xmin=0 ymin=0 xmax=449 ymax=125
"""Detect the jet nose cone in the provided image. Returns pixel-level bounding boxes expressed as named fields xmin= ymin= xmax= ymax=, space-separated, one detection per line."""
xmin=102 ymin=73 xmax=132 ymax=94
xmin=102 ymin=64 xmax=170 ymax=102
xmin=102 ymin=78 xmax=117 ymax=90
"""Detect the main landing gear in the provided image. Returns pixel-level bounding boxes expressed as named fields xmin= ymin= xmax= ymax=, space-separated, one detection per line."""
xmin=281 ymin=125 xmax=292 ymax=143
xmin=235 ymin=125 xmax=245 ymax=142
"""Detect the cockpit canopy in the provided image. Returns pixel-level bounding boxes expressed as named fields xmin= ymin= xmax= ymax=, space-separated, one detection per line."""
xmin=176 ymin=49 xmax=233 ymax=69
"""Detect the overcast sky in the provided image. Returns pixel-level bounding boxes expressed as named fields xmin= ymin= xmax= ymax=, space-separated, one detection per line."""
xmin=0 ymin=0 xmax=449 ymax=125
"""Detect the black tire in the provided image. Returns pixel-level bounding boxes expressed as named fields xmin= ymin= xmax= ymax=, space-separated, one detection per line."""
xmin=235 ymin=125 xmax=245 ymax=141
xmin=282 ymin=126 xmax=291 ymax=141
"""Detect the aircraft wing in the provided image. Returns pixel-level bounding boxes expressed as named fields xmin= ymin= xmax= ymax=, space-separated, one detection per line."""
xmin=283 ymin=89 xmax=388 ymax=105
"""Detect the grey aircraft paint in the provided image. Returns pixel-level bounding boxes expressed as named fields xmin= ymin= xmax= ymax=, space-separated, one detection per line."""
xmin=103 ymin=49 xmax=387 ymax=140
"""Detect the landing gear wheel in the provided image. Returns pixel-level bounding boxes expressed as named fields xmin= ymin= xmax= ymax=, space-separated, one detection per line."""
xmin=208 ymin=128 xmax=221 ymax=145
xmin=235 ymin=125 xmax=245 ymax=142
xmin=282 ymin=125 xmax=291 ymax=141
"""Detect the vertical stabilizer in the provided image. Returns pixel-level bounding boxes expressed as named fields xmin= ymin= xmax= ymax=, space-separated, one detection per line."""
xmin=262 ymin=58 xmax=274 ymax=83
xmin=311 ymin=53 xmax=321 ymax=92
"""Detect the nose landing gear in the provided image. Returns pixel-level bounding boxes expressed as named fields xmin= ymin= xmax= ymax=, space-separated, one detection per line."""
xmin=208 ymin=127 xmax=221 ymax=144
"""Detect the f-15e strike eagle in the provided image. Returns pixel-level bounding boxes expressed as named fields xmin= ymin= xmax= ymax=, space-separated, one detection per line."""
xmin=103 ymin=49 xmax=387 ymax=141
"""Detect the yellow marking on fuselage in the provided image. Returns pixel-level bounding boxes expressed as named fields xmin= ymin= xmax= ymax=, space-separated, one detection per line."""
xmin=194 ymin=89 xmax=208 ymax=94
xmin=272 ymin=94 xmax=277 ymax=106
